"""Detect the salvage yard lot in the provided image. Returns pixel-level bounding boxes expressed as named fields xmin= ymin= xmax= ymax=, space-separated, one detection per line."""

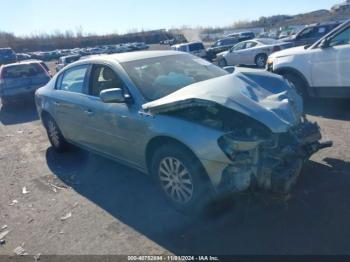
xmin=1 ymin=97 xmax=350 ymax=255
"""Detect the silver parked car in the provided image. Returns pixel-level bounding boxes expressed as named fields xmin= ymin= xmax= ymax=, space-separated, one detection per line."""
xmin=0 ymin=60 xmax=51 ymax=107
xmin=35 ymin=51 xmax=331 ymax=212
xmin=216 ymin=38 xmax=293 ymax=68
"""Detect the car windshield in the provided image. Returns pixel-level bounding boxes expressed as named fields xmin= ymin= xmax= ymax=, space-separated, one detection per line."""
xmin=121 ymin=54 xmax=228 ymax=101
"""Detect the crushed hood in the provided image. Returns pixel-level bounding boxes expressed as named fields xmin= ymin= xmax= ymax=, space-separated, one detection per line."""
xmin=142 ymin=68 xmax=303 ymax=133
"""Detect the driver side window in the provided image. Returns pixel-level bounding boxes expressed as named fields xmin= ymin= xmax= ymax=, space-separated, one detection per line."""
xmin=329 ymin=27 xmax=350 ymax=47
xmin=89 ymin=65 xmax=126 ymax=97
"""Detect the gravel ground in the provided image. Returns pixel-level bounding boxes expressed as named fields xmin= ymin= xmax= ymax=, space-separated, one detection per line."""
xmin=1 ymin=51 xmax=350 ymax=256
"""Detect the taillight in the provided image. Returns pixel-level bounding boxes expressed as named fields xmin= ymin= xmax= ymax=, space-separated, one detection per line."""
xmin=272 ymin=46 xmax=281 ymax=52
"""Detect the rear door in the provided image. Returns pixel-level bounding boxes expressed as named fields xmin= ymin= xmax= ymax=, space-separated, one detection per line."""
xmin=52 ymin=64 xmax=91 ymax=144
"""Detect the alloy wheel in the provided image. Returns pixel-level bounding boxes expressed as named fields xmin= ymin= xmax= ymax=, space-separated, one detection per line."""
xmin=158 ymin=157 xmax=194 ymax=204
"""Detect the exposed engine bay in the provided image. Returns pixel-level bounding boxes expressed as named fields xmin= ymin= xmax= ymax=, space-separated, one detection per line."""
xmin=169 ymin=105 xmax=332 ymax=194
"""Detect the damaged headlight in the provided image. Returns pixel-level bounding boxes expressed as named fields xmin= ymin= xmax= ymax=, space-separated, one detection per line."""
xmin=218 ymin=132 xmax=262 ymax=163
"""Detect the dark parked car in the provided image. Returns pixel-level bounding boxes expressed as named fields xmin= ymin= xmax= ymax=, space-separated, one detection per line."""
xmin=206 ymin=38 xmax=239 ymax=61
xmin=0 ymin=61 xmax=51 ymax=107
xmin=226 ymin=32 xmax=255 ymax=42
xmin=280 ymin=21 xmax=343 ymax=47
xmin=0 ymin=48 xmax=17 ymax=66
xmin=238 ymin=31 xmax=256 ymax=41
xmin=16 ymin=53 xmax=32 ymax=61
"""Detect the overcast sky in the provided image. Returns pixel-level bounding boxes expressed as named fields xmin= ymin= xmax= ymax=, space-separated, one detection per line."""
xmin=0 ymin=0 xmax=339 ymax=36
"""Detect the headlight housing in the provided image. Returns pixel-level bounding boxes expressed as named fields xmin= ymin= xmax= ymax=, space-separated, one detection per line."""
xmin=218 ymin=132 xmax=262 ymax=163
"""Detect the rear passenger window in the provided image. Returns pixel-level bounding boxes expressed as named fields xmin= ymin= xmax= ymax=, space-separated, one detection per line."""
xmin=57 ymin=65 xmax=88 ymax=94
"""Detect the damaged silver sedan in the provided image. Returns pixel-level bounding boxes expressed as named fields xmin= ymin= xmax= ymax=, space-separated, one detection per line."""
xmin=35 ymin=51 xmax=332 ymax=212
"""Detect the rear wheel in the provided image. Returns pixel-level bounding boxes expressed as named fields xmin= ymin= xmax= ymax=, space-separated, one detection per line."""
xmin=44 ymin=115 xmax=68 ymax=152
xmin=151 ymin=143 xmax=213 ymax=213
xmin=255 ymin=54 xmax=267 ymax=68
xmin=218 ymin=58 xmax=227 ymax=67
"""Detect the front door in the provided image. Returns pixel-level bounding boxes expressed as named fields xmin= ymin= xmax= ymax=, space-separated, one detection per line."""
xmin=311 ymin=25 xmax=350 ymax=91
xmin=82 ymin=64 xmax=146 ymax=167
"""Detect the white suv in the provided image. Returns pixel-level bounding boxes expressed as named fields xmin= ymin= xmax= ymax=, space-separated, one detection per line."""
xmin=267 ymin=20 xmax=350 ymax=99
xmin=171 ymin=42 xmax=207 ymax=59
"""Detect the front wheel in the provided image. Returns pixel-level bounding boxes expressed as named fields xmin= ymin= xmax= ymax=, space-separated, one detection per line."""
xmin=218 ymin=58 xmax=227 ymax=68
xmin=44 ymin=116 xmax=68 ymax=152
xmin=151 ymin=143 xmax=213 ymax=213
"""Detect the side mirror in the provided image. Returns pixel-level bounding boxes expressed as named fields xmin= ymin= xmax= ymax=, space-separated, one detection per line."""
xmin=223 ymin=66 xmax=235 ymax=74
xmin=320 ymin=38 xmax=329 ymax=49
xmin=100 ymin=88 xmax=126 ymax=103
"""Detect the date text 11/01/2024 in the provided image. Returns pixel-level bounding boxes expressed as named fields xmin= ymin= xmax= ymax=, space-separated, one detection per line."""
xmin=127 ymin=256 xmax=220 ymax=261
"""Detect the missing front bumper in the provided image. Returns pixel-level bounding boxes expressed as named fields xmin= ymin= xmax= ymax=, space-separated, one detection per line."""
xmin=217 ymin=121 xmax=332 ymax=194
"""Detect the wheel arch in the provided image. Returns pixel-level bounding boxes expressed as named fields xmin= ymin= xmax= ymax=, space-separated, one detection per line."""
xmin=274 ymin=67 xmax=313 ymax=96
xmin=145 ymin=136 xmax=204 ymax=175
xmin=255 ymin=52 xmax=268 ymax=59
xmin=40 ymin=110 xmax=53 ymax=127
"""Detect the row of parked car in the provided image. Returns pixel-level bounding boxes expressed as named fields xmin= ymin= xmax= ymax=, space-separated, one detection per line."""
xmin=0 ymin=42 xmax=150 ymax=66
xmin=172 ymin=20 xmax=345 ymax=69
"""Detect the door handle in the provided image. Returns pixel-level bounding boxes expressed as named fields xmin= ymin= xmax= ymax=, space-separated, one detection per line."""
xmin=54 ymin=101 xmax=60 ymax=106
xmin=84 ymin=109 xmax=94 ymax=116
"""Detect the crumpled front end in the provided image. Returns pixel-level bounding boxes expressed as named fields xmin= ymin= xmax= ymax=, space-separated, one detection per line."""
xmin=217 ymin=117 xmax=332 ymax=194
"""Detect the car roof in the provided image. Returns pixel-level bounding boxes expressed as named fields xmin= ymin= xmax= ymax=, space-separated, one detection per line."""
xmin=172 ymin=42 xmax=203 ymax=47
xmin=78 ymin=50 xmax=182 ymax=64
xmin=1 ymin=60 xmax=42 ymax=68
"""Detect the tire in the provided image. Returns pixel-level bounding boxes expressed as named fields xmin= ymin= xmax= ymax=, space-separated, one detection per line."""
xmin=218 ymin=58 xmax=227 ymax=68
xmin=43 ymin=115 xmax=68 ymax=152
xmin=283 ymin=72 xmax=309 ymax=101
xmin=151 ymin=143 xmax=213 ymax=214
xmin=255 ymin=54 xmax=267 ymax=68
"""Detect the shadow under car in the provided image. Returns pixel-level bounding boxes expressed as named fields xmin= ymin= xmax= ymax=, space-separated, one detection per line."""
xmin=0 ymin=99 xmax=39 ymax=125
xmin=46 ymin=146 xmax=350 ymax=255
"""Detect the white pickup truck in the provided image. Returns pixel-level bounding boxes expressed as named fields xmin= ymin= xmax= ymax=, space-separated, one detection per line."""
xmin=267 ymin=20 xmax=350 ymax=99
